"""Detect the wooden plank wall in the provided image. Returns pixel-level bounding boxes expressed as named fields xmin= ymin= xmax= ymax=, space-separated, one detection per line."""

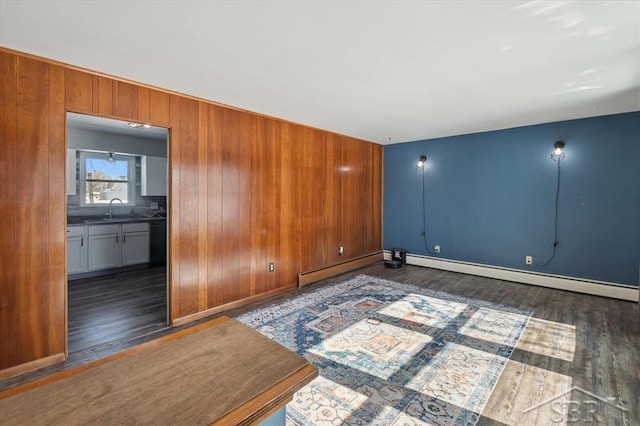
xmin=0 ymin=48 xmax=382 ymax=374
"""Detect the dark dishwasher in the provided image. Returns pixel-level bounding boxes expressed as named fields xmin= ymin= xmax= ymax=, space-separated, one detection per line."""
xmin=149 ymin=220 xmax=167 ymax=265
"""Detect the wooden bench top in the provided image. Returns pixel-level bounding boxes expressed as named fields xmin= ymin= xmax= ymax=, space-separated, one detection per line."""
xmin=0 ymin=317 xmax=318 ymax=425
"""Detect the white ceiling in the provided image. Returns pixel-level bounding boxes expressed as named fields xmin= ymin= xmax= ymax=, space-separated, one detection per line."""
xmin=67 ymin=112 xmax=168 ymax=140
xmin=1 ymin=1 xmax=638 ymax=144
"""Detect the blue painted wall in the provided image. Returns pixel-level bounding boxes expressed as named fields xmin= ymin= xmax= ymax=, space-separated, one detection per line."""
xmin=384 ymin=112 xmax=640 ymax=287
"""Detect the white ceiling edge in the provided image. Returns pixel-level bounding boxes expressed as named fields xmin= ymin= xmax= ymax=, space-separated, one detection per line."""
xmin=1 ymin=1 xmax=638 ymax=145
xmin=67 ymin=113 xmax=168 ymax=141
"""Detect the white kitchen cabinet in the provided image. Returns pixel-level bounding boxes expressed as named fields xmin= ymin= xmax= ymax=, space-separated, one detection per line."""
xmin=122 ymin=222 xmax=150 ymax=265
xmin=88 ymin=234 xmax=120 ymax=271
xmin=88 ymin=224 xmax=120 ymax=271
xmin=67 ymin=225 xmax=87 ymax=274
xmin=141 ymin=156 xmax=167 ymax=196
xmin=67 ymin=149 xmax=77 ymax=195
xmin=86 ymin=222 xmax=149 ymax=271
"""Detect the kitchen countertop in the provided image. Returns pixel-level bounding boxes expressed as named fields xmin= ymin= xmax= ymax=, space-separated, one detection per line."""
xmin=67 ymin=216 xmax=166 ymax=226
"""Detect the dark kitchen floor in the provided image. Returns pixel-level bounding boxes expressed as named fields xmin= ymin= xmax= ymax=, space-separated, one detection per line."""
xmin=68 ymin=265 xmax=168 ymax=358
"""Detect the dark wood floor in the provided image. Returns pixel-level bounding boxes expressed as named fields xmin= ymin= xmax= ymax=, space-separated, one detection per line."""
xmin=68 ymin=265 xmax=168 ymax=357
xmin=2 ymin=263 xmax=638 ymax=424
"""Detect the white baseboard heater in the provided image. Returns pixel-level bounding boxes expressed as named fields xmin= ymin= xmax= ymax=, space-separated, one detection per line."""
xmin=383 ymin=250 xmax=639 ymax=302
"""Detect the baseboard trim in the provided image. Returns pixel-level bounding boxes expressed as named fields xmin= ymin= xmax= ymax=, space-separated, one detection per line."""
xmin=298 ymin=251 xmax=384 ymax=287
xmin=0 ymin=353 xmax=66 ymax=380
xmin=171 ymin=284 xmax=297 ymax=327
xmin=383 ymin=251 xmax=639 ymax=302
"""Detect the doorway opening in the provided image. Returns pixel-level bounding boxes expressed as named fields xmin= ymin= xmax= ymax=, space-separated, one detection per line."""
xmin=66 ymin=112 xmax=169 ymax=358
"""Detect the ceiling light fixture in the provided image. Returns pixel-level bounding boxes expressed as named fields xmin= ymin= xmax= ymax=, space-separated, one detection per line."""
xmin=551 ymin=141 xmax=565 ymax=161
xmin=128 ymin=122 xmax=152 ymax=129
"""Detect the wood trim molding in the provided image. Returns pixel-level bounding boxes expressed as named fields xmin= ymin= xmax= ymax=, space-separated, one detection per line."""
xmin=171 ymin=284 xmax=297 ymax=327
xmin=212 ymin=363 xmax=317 ymax=425
xmin=298 ymin=251 xmax=383 ymax=287
xmin=0 ymin=353 xmax=66 ymax=381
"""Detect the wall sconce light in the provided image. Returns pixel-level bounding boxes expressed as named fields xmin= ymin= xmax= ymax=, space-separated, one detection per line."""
xmin=538 ymin=140 xmax=565 ymax=267
xmin=551 ymin=141 xmax=565 ymax=161
xmin=417 ymin=155 xmax=427 ymax=169
xmin=107 ymin=152 xmax=116 ymax=163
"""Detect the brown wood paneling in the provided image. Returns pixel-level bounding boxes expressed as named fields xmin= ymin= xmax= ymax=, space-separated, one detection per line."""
xmin=340 ymin=136 xmax=365 ymax=260
xmin=47 ymin=64 xmax=66 ymax=357
xmin=137 ymin=86 xmax=150 ymax=123
xmin=262 ymin=119 xmax=278 ymax=292
xmin=295 ymin=125 xmax=310 ymax=272
xmin=197 ymin=102 xmax=208 ymax=310
xmin=15 ymin=57 xmax=52 ymax=364
xmin=94 ymin=76 xmax=113 ymax=116
xmin=220 ymin=108 xmax=252 ymax=304
xmin=150 ymin=89 xmax=170 ymax=127
xmin=91 ymin=77 xmax=98 ymax=113
xmin=319 ymin=131 xmax=340 ymax=267
xmin=250 ymin=114 xmax=267 ymax=295
xmin=326 ymin=134 xmax=343 ymax=265
xmin=362 ymin=142 xmax=375 ymax=253
xmin=176 ymin=97 xmax=201 ymax=316
xmin=64 ymin=69 xmax=93 ymax=113
xmin=236 ymin=112 xmax=252 ymax=300
xmin=268 ymin=120 xmax=298 ymax=288
xmin=168 ymin=94 xmax=181 ymax=322
xmin=206 ymin=104 xmax=224 ymax=308
xmin=0 ymin=51 xmax=18 ymax=371
xmin=370 ymin=145 xmax=383 ymax=252
xmin=112 ymin=80 xmax=138 ymax=120
xmin=272 ymin=121 xmax=297 ymax=289
xmin=220 ymin=108 xmax=240 ymax=304
xmin=0 ymin=48 xmax=384 ymax=374
xmin=304 ymin=127 xmax=328 ymax=270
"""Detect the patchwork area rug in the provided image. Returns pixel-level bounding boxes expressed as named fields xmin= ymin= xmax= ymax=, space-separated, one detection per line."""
xmin=238 ymin=274 xmax=532 ymax=425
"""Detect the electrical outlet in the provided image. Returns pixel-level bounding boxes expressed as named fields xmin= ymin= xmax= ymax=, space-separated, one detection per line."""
xmin=434 ymin=245 xmax=440 ymax=253
xmin=268 ymin=262 xmax=275 ymax=272
xmin=525 ymin=256 xmax=532 ymax=265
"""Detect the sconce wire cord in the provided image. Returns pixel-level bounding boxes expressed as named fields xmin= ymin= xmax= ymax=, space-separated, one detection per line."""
xmin=421 ymin=167 xmax=436 ymax=256
xmin=535 ymin=159 xmax=561 ymax=266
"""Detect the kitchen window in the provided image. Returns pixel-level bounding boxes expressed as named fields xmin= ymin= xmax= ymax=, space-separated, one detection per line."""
xmin=79 ymin=151 xmax=136 ymax=206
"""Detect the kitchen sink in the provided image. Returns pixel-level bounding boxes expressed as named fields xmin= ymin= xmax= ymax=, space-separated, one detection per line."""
xmin=84 ymin=218 xmax=141 ymax=224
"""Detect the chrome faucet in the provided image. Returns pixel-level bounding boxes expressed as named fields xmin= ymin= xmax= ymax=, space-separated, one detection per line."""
xmin=108 ymin=198 xmax=125 ymax=219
